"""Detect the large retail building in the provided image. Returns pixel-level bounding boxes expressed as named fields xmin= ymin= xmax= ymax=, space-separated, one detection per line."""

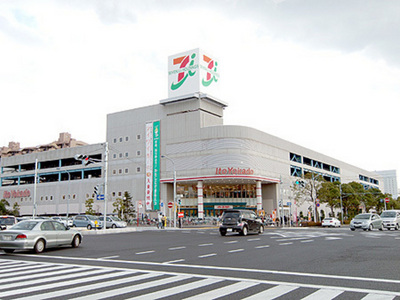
xmin=0 ymin=49 xmax=384 ymax=219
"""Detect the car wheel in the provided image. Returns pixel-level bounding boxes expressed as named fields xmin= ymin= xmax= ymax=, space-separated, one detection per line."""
xmin=87 ymin=224 xmax=92 ymax=230
xmin=220 ymin=230 xmax=226 ymax=236
xmin=241 ymin=226 xmax=248 ymax=236
xmin=34 ymin=239 xmax=45 ymax=254
xmin=71 ymin=235 xmax=81 ymax=248
xmin=4 ymin=249 xmax=14 ymax=254
xmin=259 ymin=225 xmax=264 ymax=234
xmin=350 ymin=228 xmax=355 ymax=231
xmin=112 ymin=224 xmax=117 ymax=229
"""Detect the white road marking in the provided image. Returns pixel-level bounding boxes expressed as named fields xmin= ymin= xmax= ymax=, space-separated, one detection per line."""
xmin=162 ymin=259 xmax=186 ymax=264
xmin=199 ymin=243 xmax=213 ymax=247
xmin=255 ymin=245 xmax=270 ymax=249
xmin=198 ymin=253 xmax=217 ymax=258
xmin=135 ymin=250 xmax=155 ymax=255
xmin=228 ymin=249 xmax=244 ymax=253
xmin=168 ymin=246 xmax=186 ymax=250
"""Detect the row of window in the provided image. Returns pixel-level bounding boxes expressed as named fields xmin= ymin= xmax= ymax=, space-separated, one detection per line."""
xmin=112 ymin=151 xmax=141 ymax=159
xmin=1 ymin=168 xmax=102 ymax=187
xmin=290 ymin=165 xmax=341 ymax=183
xmin=12 ymin=191 xmax=129 ymax=204
xmin=359 ymin=174 xmax=379 ymax=185
xmin=112 ymin=135 xmax=141 ymax=144
xmin=290 ymin=153 xmax=340 ymax=174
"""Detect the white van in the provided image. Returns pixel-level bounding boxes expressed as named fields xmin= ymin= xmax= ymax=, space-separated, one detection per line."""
xmin=380 ymin=210 xmax=400 ymax=230
xmin=0 ymin=216 xmax=17 ymax=230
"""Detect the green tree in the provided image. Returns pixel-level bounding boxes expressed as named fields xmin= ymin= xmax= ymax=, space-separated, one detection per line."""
xmin=113 ymin=191 xmax=135 ymax=221
xmin=11 ymin=202 xmax=20 ymax=216
xmin=0 ymin=199 xmax=10 ymax=215
xmin=85 ymin=198 xmax=96 ymax=215
xmin=317 ymin=181 xmax=341 ymax=217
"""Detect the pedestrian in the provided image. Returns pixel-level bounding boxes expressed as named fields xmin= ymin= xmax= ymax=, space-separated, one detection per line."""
xmin=158 ymin=213 xmax=163 ymax=229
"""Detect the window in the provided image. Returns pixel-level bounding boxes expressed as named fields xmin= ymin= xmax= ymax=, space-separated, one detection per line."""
xmin=136 ymin=134 xmax=141 ymax=140
xmin=125 ymin=169 xmax=129 ymax=174
xmin=113 ymin=154 xmax=117 ymax=159
xmin=113 ymin=138 xmax=117 ymax=143
xmin=119 ymin=153 xmax=123 ymax=158
xmin=119 ymin=137 xmax=123 ymax=142
xmin=136 ymin=167 xmax=141 ymax=173
xmin=125 ymin=152 xmax=129 ymax=157
xmin=136 ymin=150 xmax=141 ymax=156
xmin=125 ymin=136 xmax=129 ymax=142
xmin=290 ymin=166 xmax=302 ymax=177
xmin=289 ymin=153 xmax=302 ymax=163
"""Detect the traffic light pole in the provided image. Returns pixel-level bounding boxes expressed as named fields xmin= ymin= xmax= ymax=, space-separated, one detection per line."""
xmin=103 ymin=142 xmax=109 ymax=231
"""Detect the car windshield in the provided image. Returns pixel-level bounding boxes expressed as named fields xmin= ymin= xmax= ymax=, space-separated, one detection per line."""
xmin=324 ymin=218 xmax=332 ymax=221
xmin=354 ymin=214 xmax=370 ymax=220
xmin=222 ymin=212 xmax=240 ymax=220
xmin=11 ymin=221 xmax=39 ymax=230
xmin=381 ymin=211 xmax=396 ymax=218
xmin=87 ymin=215 xmax=99 ymax=220
xmin=0 ymin=217 xmax=16 ymax=225
xmin=109 ymin=216 xmax=121 ymax=221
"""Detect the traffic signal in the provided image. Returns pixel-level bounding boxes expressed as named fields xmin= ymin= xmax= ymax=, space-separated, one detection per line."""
xmin=177 ymin=198 xmax=181 ymax=205
xmin=94 ymin=185 xmax=100 ymax=195
xmin=295 ymin=180 xmax=305 ymax=187
xmin=74 ymin=154 xmax=91 ymax=165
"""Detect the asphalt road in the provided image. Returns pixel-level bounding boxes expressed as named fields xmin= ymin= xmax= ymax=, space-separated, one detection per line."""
xmin=2 ymin=226 xmax=400 ymax=299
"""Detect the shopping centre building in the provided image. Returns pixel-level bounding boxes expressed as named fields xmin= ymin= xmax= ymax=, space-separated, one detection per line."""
xmin=0 ymin=49 xmax=384 ymax=220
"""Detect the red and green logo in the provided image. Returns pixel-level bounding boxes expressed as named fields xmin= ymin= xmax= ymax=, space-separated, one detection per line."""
xmin=170 ymin=53 xmax=197 ymax=90
xmin=201 ymin=55 xmax=218 ymax=87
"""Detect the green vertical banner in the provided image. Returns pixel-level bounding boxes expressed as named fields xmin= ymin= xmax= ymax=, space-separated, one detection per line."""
xmin=152 ymin=120 xmax=160 ymax=210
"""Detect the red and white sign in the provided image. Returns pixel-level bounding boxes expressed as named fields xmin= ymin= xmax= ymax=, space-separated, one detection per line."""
xmin=168 ymin=202 xmax=173 ymax=209
xmin=214 ymin=205 xmax=233 ymax=210
xmin=385 ymin=198 xmax=390 ymax=203
xmin=215 ymin=167 xmax=254 ymax=175
xmin=178 ymin=212 xmax=184 ymax=218
xmin=3 ymin=189 xmax=31 ymax=199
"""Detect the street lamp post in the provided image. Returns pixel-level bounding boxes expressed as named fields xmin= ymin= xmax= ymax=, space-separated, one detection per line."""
xmin=161 ymin=155 xmax=176 ymax=228
xmin=33 ymin=158 xmax=38 ymax=218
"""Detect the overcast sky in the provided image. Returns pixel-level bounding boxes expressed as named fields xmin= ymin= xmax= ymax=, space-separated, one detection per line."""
xmin=1 ymin=0 xmax=399 ymax=186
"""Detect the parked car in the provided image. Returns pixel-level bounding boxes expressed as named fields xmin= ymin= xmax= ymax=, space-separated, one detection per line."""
xmin=0 ymin=219 xmax=82 ymax=254
xmin=106 ymin=216 xmax=127 ymax=228
xmin=51 ymin=216 xmax=73 ymax=227
xmin=219 ymin=209 xmax=264 ymax=236
xmin=0 ymin=216 xmax=18 ymax=230
xmin=350 ymin=213 xmax=383 ymax=231
xmin=380 ymin=210 xmax=400 ymax=230
xmin=72 ymin=215 xmax=103 ymax=230
xmin=322 ymin=217 xmax=341 ymax=228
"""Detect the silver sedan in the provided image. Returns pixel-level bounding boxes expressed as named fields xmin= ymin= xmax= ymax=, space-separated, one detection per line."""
xmin=0 ymin=219 xmax=82 ymax=254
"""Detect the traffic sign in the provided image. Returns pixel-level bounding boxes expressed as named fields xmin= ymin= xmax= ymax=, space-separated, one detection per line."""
xmin=168 ymin=202 xmax=173 ymax=209
xmin=385 ymin=198 xmax=390 ymax=203
xmin=96 ymin=194 xmax=105 ymax=200
xmin=178 ymin=212 xmax=184 ymax=218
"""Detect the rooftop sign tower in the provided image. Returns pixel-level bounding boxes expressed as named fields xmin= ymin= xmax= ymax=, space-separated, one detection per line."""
xmin=167 ymin=48 xmax=221 ymax=99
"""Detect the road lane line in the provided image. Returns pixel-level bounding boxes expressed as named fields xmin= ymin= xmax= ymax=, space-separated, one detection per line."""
xmin=168 ymin=246 xmax=186 ymax=250
xmin=162 ymin=259 xmax=186 ymax=264
xmin=135 ymin=250 xmax=155 ymax=255
xmin=97 ymin=255 xmax=120 ymax=259
xmin=301 ymin=240 xmax=314 ymax=243
xmin=228 ymin=249 xmax=244 ymax=253
xmin=224 ymin=240 xmax=238 ymax=244
xmin=255 ymin=245 xmax=270 ymax=249
xmin=279 ymin=242 xmax=293 ymax=245
xmin=247 ymin=238 xmax=260 ymax=241
xmin=199 ymin=243 xmax=213 ymax=247
xmin=198 ymin=253 xmax=217 ymax=258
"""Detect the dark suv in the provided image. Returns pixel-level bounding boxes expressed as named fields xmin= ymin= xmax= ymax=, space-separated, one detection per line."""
xmin=219 ymin=209 xmax=264 ymax=236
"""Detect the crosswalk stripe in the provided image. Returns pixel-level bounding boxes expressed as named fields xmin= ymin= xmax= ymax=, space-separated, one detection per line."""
xmin=183 ymin=281 xmax=259 ymax=300
xmin=128 ymin=278 xmax=223 ymax=300
xmin=361 ymin=294 xmax=395 ymax=300
xmin=68 ymin=274 xmax=189 ymax=300
xmin=0 ymin=268 xmax=110 ymax=288
xmin=0 ymin=270 xmax=136 ymax=298
xmin=243 ymin=284 xmax=299 ymax=299
xmin=0 ymin=264 xmax=70 ymax=278
xmin=302 ymin=288 xmax=344 ymax=299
